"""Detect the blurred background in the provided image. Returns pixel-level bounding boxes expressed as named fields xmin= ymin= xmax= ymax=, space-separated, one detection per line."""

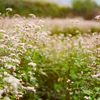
xmin=0 ymin=0 xmax=100 ymax=20
xmin=1 ymin=0 xmax=100 ymax=36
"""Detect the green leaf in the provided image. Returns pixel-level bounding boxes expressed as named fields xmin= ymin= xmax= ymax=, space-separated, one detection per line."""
xmin=40 ymin=70 xmax=48 ymax=77
xmin=70 ymin=70 xmax=77 ymax=79
xmin=83 ymin=90 xmax=93 ymax=95
xmin=30 ymin=77 xmax=37 ymax=83
xmin=54 ymin=83 xmax=61 ymax=90
xmin=73 ymin=96 xmax=78 ymax=100
xmin=75 ymin=59 xmax=81 ymax=68
xmin=94 ymin=87 xmax=100 ymax=91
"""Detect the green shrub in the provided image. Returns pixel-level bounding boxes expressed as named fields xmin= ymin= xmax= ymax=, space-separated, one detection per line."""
xmin=72 ymin=0 xmax=98 ymax=20
xmin=72 ymin=0 xmax=97 ymax=15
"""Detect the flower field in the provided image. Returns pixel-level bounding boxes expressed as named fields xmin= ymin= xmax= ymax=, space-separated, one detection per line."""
xmin=0 ymin=13 xmax=100 ymax=100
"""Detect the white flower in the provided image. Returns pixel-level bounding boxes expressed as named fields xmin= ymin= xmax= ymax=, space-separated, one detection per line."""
xmin=0 ymin=29 xmax=5 ymax=33
xmin=28 ymin=62 xmax=36 ymax=67
xmin=11 ymin=59 xmax=20 ymax=64
xmin=13 ymin=14 xmax=20 ymax=18
xmin=84 ymin=96 xmax=91 ymax=100
xmin=3 ymin=76 xmax=13 ymax=83
xmin=3 ymin=75 xmax=20 ymax=84
xmin=4 ymin=72 xmax=9 ymax=76
xmin=16 ymin=94 xmax=23 ymax=99
xmin=33 ymin=67 xmax=36 ymax=71
xmin=6 ymin=8 xmax=12 ymax=12
xmin=14 ymin=90 xmax=18 ymax=95
xmin=95 ymin=15 xmax=100 ymax=20
xmin=67 ymin=79 xmax=71 ymax=83
xmin=0 ymin=89 xmax=4 ymax=98
xmin=3 ymin=75 xmax=21 ymax=93
xmin=29 ymin=14 xmax=36 ymax=19
xmin=25 ymin=86 xmax=36 ymax=92
xmin=38 ymin=20 xmax=44 ymax=26
xmin=11 ymin=82 xmax=18 ymax=90
xmin=5 ymin=64 xmax=16 ymax=71
xmin=12 ymin=72 xmax=16 ymax=76
xmin=4 ymin=86 xmax=9 ymax=93
xmin=0 ymin=74 xmax=2 ymax=78
xmin=3 ymin=96 xmax=11 ymax=100
xmin=92 ymin=73 xmax=100 ymax=78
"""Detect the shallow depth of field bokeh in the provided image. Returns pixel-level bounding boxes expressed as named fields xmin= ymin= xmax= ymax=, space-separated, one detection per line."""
xmin=0 ymin=0 xmax=100 ymax=100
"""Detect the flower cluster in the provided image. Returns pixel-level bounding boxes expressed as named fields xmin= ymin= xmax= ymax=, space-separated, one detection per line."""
xmin=0 ymin=13 xmax=100 ymax=100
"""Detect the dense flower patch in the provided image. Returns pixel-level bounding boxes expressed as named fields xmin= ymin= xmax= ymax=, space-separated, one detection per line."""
xmin=0 ymin=13 xmax=100 ymax=100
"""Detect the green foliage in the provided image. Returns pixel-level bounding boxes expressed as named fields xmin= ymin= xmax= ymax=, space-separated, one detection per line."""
xmin=0 ymin=0 xmax=99 ymax=20
xmin=72 ymin=0 xmax=98 ymax=19
xmin=90 ymin=27 xmax=100 ymax=33
xmin=49 ymin=26 xmax=100 ymax=36
xmin=50 ymin=26 xmax=83 ymax=36
xmin=72 ymin=0 xmax=97 ymax=15
xmin=0 ymin=0 xmax=71 ymax=18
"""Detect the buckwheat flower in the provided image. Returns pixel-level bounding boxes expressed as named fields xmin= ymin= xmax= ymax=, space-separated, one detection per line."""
xmin=12 ymin=72 xmax=16 ymax=76
xmin=16 ymin=94 xmax=23 ymax=100
xmin=0 ymin=74 xmax=2 ymax=78
xmin=4 ymin=86 xmax=9 ymax=93
xmin=0 ymin=29 xmax=5 ymax=33
xmin=27 ymin=44 xmax=33 ymax=49
xmin=6 ymin=8 xmax=12 ymax=12
xmin=5 ymin=64 xmax=16 ymax=71
xmin=21 ymin=73 xmax=25 ymax=76
xmin=0 ymin=44 xmax=7 ymax=48
xmin=33 ymin=67 xmax=36 ymax=71
xmin=11 ymin=59 xmax=20 ymax=64
xmin=3 ymin=96 xmax=11 ymax=100
xmin=67 ymin=79 xmax=71 ymax=83
xmin=38 ymin=20 xmax=44 ymax=26
xmin=4 ymin=72 xmax=9 ymax=76
xmin=95 ymin=15 xmax=100 ymax=20
xmin=92 ymin=73 xmax=100 ymax=78
xmin=71 ymin=20 xmax=80 ymax=24
xmin=28 ymin=62 xmax=36 ymax=67
xmin=14 ymin=90 xmax=18 ymax=95
xmin=13 ymin=14 xmax=20 ymax=18
xmin=25 ymin=86 xmax=36 ymax=92
xmin=84 ymin=96 xmax=91 ymax=100
xmin=3 ymin=76 xmax=13 ymax=83
xmin=6 ymin=64 xmax=12 ymax=69
xmin=28 ymin=71 xmax=32 ymax=75
xmin=70 ymin=92 xmax=73 ymax=95
xmin=71 ymin=81 xmax=74 ymax=84
xmin=35 ymin=25 xmax=41 ymax=30
xmin=3 ymin=75 xmax=20 ymax=84
xmin=4 ymin=57 xmax=12 ymax=62
xmin=10 ymin=53 xmax=16 ymax=57
xmin=29 ymin=13 xmax=36 ymax=19
xmin=0 ymin=89 xmax=4 ymax=98
xmin=11 ymin=82 xmax=18 ymax=91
